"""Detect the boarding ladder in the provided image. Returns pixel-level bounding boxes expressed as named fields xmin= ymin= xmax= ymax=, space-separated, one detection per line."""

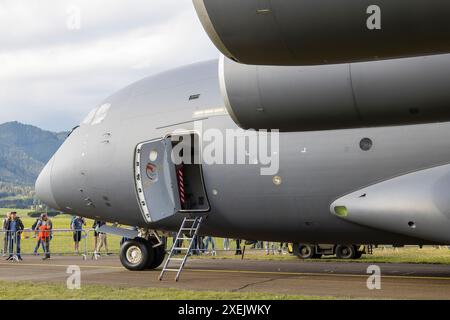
xmin=159 ymin=216 xmax=203 ymax=281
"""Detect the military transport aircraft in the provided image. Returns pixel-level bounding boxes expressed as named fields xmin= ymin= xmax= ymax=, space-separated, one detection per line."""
xmin=36 ymin=0 xmax=450 ymax=274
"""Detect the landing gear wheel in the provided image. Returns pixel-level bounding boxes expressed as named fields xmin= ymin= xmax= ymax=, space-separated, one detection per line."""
xmin=297 ymin=244 xmax=316 ymax=259
xmin=335 ymin=245 xmax=357 ymax=259
xmin=120 ymin=239 xmax=152 ymax=271
xmin=146 ymin=242 xmax=166 ymax=269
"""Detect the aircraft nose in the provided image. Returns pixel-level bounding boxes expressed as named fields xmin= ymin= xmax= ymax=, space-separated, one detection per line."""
xmin=35 ymin=156 xmax=60 ymax=210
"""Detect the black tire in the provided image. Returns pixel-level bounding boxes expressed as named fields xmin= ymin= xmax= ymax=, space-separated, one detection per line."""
xmin=146 ymin=242 xmax=166 ymax=269
xmin=297 ymin=244 xmax=316 ymax=259
xmin=120 ymin=239 xmax=152 ymax=271
xmin=335 ymin=245 xmax=357 ymax=259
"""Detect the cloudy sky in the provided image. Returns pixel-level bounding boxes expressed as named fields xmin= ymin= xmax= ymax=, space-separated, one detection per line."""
xmin=0 ymin=0 xmax=219 ymax=132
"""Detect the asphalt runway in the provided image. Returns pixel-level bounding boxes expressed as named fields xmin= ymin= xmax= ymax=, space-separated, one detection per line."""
xmin=0 ymin=256 xmax=450 ymax=299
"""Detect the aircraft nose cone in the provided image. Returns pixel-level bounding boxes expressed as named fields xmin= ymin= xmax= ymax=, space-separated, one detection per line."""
xmin=35 ymin=157 xmax=59 ymax=210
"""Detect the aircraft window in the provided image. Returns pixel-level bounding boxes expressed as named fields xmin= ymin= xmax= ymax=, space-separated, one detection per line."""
xmin=360 ymin=138 xmax=373 ymax=151
xmin=149 ymin=149 xmax=158 ymax=161
xmin=91 ymin=103 xmax=111 ymax=125
xmin=67 ymin=125 xmax=80 ymax=137
xmin=82 ymin=108 xmax=97 ymax=125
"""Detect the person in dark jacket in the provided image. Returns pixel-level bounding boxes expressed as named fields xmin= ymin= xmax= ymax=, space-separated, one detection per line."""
xmin=235 ymin=239 xmax=242 ymax=255
xmin=5 ymin=212 xmax=24 ymax=261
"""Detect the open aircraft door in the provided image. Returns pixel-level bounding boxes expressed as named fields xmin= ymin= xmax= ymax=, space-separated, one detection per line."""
xmin=135 ymin=134 xmax=210 ymax=224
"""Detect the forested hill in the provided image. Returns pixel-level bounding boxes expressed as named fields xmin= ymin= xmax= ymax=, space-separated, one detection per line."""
xmin=0 ymin=121 xmax=67 ymax=208
xmin=0 ymin=121 xmax=66 ymax=186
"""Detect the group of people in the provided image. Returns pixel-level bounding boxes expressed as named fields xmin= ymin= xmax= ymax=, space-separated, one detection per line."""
xmin=173 ymin=234 xmax=239 ymax=256
xmin=1 ymin=212 xmax=109 ymax=261
xmin=173 ymin=236 xmax=287 ymax=256
xmin=251 ymin=241 xmax=289 ymax=255
xmin=67 ymin=216 xmax=110 ymax=257
xmin=2 ymin=211 xmax=52 ymax=261
xmin=232 ymin=240 xmax=288 ymax=255
xmin=2 ymin=212 xmax=54 ymax=260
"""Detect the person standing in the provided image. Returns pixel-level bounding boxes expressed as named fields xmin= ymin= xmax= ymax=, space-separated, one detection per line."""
xmin=278 ymin=242 xmax=287 ymax=255
xmin=197 ymin=236 xmax=204 ymax=255
xmin=92 ymin=220 xmax=100 ymax=254
xmin=235 ymin=239 xmax=242 ymax=255
xmin=37 ymin=214 xmax=52 ymax=260
xmin=256 ymin=241 xmax=263 ymax=250
xmin=2 ymin=212 xmax=11 ymax=257
xmin=94 ymin=221 xmax=108 ymax=257
xmin=97 ymin=231 xmax=109 ymax=255
xmin=265 ymin=241 xmax=275 ymax=255
xmin=5 ymin=212 xmax=24 ymax=261
xmin=71 ymin=216 xmax=86 ymax=255
xmin=223 ymin=238 xmax=230 ymax=251
xmin=192 ymin=235 xmax=200 ymax=255
xmin=204 ymin=236 xmax=216 ymax=256
xmin=32 ymin=214 xmax=45 ymax=255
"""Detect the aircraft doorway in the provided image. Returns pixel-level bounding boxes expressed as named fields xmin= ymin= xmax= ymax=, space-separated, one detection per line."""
xmin=135 ymin=133 xmax=209 ymax=224
xmin=170 ymin=133 xmax=210 ymax=213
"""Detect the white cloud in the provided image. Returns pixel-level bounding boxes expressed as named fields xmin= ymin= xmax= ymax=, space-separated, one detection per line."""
xmin=0 ymin=0 xmax=218 ymax=131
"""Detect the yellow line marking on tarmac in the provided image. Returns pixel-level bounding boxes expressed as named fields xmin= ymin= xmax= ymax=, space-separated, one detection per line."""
xmin=0 ymin=262 xmax=123 ymax=270
xmin=1 ymin=262 xmax=450 ymax=281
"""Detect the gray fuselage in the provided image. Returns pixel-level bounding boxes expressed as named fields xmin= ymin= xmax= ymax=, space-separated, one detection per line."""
xmin=36 ymin=60 xmax=450 ymax=245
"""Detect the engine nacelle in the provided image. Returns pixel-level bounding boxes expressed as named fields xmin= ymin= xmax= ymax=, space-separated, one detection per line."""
xmin=220 ymin=54 xmax=450 ymax=132
xmin=331 ymin=164 xmax=450 ymax=244
xmin=194 ymin=0 xmax=450 ymax=66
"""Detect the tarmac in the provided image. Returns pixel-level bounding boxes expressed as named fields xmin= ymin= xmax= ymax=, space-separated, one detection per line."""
xmin=0 ymin=255 xmax=450 ymax=299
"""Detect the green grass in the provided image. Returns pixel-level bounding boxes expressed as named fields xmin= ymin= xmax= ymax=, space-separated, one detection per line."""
xmin=0 ymin=208 xmax=30 ymax=217
xmin=0 ymin=281 xmax=336 ymax=300
xmin=360 ymin=247 xmax=450 ymax=264
xmin=202 ymin=247 xmax=450 ymax=265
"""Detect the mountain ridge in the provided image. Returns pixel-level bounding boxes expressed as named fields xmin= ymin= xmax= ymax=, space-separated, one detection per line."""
xmin=0 ymin=121 xmax=67 ymax=186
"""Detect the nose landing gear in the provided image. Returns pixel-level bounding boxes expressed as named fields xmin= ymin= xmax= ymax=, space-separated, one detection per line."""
xmin=120 ymin=237 xmax=166 ymax=271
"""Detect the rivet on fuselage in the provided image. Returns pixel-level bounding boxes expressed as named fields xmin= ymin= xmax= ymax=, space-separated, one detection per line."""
xmin=273 ymin=176 xmax=282 ymax=186
xmin=408 ymin=221 xmax=416 ymax=229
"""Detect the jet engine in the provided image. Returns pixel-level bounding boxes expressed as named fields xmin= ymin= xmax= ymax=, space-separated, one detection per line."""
xmin=194 ymin=0 xmax=450 ymax=65
xmin=219 ymin=54 xmax=450 ymax=132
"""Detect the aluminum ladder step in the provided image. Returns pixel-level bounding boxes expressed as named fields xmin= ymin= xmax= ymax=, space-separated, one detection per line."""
xmin=168 ymin=258 xmax=185 ymax=261
xmin=159 ymin=216 xmax=203 ymax=282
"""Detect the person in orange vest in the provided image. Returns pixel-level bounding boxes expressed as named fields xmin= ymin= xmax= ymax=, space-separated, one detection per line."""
xmin=37 ymin=213 xmax=52 ymax=260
